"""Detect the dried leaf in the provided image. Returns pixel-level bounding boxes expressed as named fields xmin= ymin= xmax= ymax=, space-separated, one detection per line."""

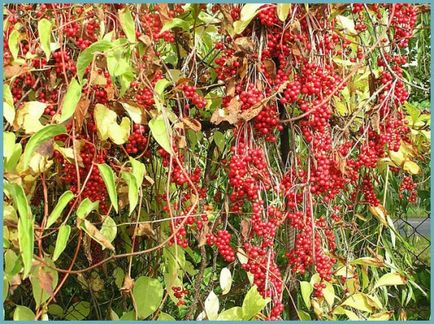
xmin=210 ymin=97 xmax=241 ymax=125
xmin=4 ymin=64 xmax=28 ymax=79
xmin=38 ymin=268 xmax=55 ymax=299
xmin=74 ymin=97 xmax=91 ymax=131
xmin=240 ymin=219 xmax=250 ymax=241
xmin=182 ymin=117 xmax=201 ymax=131
xmin=121 ymin=275 xmax=134 ymax=293
xmin=135 ymin=223 xmax=155 ymax=237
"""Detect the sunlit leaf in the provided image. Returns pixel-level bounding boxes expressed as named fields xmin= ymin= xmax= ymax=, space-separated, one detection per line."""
xmin=38 ymin=18 xmax=52 ymax=60
xmin=53 ymin=224 xmax=71 ymax=261
xmin=98 ymin=163 xmax=119 ymax=213
xmin=46 ymin=191 xmax=74 ymax=229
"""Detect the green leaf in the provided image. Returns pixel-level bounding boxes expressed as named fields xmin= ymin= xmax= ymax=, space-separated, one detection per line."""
xmin=98 ymin=163 xmax=118 ymax=213
xmin=297 ymin=310 xmax=311 ymax=320
xmin=277 ymin=4 xmax=291 ymax=21
xmin=100 ymin=216 xmax=117 ymax=243
xmin=217 ymin=307 xmax=243 ymax=320
xmin=213 ymin=131 xmax=226 ymax=152
xmin=8 ymin=29 xmax=20 ymax=60
xmin=241 ymin=285 xmax=271 ymax=320
xmin=46 ymin=190 xmax=74 ymax=229
xmin=38 ymin=18 xmax=52 ymax=60
xmin=5 ymin=141 xmax=22 ymax=173
xmin=94 ymin=104 xmax=130 ymax=144
xmin=121 ymin=172 xmax=138 ymax=215
xmin=374 ymin=272 xmax=408 ymax=289
xmin=120 ymin=311 xmax=136 ymax=320
xmin=22 ymin=124 xmax=66 ymax=170
xmin=76 ymin=40 xmax=113 ymax=82
xmin=154 ymin=78 xmax=171 ymax=111
xmin=160 ymin=18 xmax=190 ymax=33
xmin=157 ymin=312 xmax=175 ymax=320
xmin=3 ymin=84 xmax=15 ymax=124
xmin=130 ymin=157 xmax=146 ymax=188
xmin=65 ymin=301 xmax=90 ymax=320
xmin=13 ymin=305 xmax=35 ymax=320
xmin=149 ymin=115 xmax=172 ymax=154
xmin=57 ymin=79 xmax=82 ymax=123
xmin=300 ymin=281 xmax=313 ymax=309
xmin=76 ymin=198 xmax=99 ymax=219
xmin=53 ymin=224 xmax=71 ymax=261
xmin=48 ymin=304 xmax=65 ymax=318
xmin=132 ymin=276 xmax=164 ymax=319
xmin=118 ymin=7 xmax=136 ymax=43
xmin=113 ymin=267 xmax=124 ymax=289
xmin=5 ymin=182 xmax=34 ymax=278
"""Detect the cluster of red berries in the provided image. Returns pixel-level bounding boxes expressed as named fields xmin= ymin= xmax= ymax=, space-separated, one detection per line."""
xmin=56 ymin=142 xmax=109 ymax=214
xmin=126 ymin=124 xmax=149 ymax=156
xmin=399 ymin=176 xmax=417 ymax=203
xmin=207 ymin=230 xmax=236 ymax=262
xmin=172 ymin=286 xmax=188 ymax=306
xmin=181 ymin=85 xmax=207 ymax=109
xmin=362 ymin=176 xmax=380 ymax=206
xmin=53 ymin=50 xmax=77 ymax=76
xmin=257 ymin=5 xmax=279 ymax=27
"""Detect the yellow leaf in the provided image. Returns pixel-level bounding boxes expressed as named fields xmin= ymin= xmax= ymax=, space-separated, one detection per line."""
xmin=403 ymin=161 xmax=420 ymax=175
xmin=15 ymin=101 xmax=47 ymax=134
xmin=342 ymin=293 xmax=373 ymax=313
xmin=94 ymin=104 xmax=130 ymax=145
xmin=336 ymin=15 xmax=357 ymax=35
xmin=323 ymin=282 xmax=335 ymax=308
xmin=277 ymin=4 xmax=291 ymax=21
xmin=374 ymin=272 xmax=407 ymax=289
xmin=368 ymin=311 xmax=393 ymax=320
xmin=368 ymin=205 xmax=388 ymax=226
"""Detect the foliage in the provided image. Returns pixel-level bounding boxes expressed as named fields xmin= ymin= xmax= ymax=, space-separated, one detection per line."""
xmin=2 ymin=3 xmax=431 ymax=320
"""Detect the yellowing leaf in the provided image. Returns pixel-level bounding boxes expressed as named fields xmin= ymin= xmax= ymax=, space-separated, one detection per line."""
xmin=300 ymin=281 xmax=313 ymax=309
xmin=204 ymin=291 xmax=219 ymax=320
xmin=94 ymin=104 xmax=130 ymax=145
xmin=342 ymin=293 xmax=373 ymax=313
xmin=8 ymin=29 xmax=21 ymax=60
xmin=121 ymin=102 xmax=144 ymax=124
xmin=351 ymin=257 xmax=385 ymax=267
xmin=403 ymin=161 xmax=420 ymax=175
xmin=233 ymin=4 xmax=263 ymax=34
xmin=81 ymin=219 xmax=115 ymax=251
xmin=3 ymin=84 xmax=15 ymax=124
xmin=368 ymin=311 xmax=393 ymax=320
xmin=38 ymin=18 xmax=52 ymax=60
xmin=368 ymin=204 xmax=388 ymax=226
xmin=219 ymin=267 xmax=232 ymax=295
xmin=323 ymin=282 xmax=335 ymax=308
xmin=15 ymin=101 xmax=47 ymax=134
xmin=336 ymin=15 xmax=357 ymax=35
xmin=277 ymin=4 xmax=291 ymax=21
xmin=374 ymin=272 xmax=407 ymax=289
